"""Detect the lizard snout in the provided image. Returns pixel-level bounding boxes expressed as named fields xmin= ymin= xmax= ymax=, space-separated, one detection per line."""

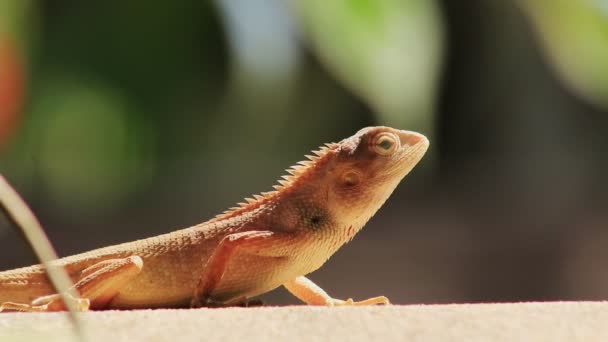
xmin=397 ymin=130 xmax=428 ymax=148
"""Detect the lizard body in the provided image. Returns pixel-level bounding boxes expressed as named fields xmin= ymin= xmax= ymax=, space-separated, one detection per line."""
xmin=0 ymin=126 xmax=428 ymax=311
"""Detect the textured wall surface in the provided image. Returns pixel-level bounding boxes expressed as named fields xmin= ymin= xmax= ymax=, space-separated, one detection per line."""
xmin=1 ymin=302 xmax=607 ymax=342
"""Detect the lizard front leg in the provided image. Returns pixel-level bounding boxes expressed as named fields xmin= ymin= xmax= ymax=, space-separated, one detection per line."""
xmin=0 ymin=256 xmax=143 ymax=312
xmin=284 ymin=276 xmax=390 ymax=306
xmin=191 ymin=230 xmax=288 ymax=307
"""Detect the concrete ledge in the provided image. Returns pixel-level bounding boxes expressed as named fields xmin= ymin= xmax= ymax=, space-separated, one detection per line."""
xmin=1 ymin=302 xmax=607 ymax=341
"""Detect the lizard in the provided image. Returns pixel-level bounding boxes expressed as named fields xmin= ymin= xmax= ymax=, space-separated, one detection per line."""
xmin=0 ymin=126 xmax=429 ymax=312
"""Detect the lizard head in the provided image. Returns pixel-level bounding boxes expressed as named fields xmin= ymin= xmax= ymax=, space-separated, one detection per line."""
xmin=212 ymin=126 xmax=428 ymax=240
xmin=323 ymin=126 xmax=429 ymax=234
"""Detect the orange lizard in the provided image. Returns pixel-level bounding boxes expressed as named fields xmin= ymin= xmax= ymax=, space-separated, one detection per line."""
xmin=0 ymin=126 xmax=428 ymax=312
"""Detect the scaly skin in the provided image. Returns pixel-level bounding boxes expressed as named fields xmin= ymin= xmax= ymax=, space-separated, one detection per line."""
xmin=0 ymin=126 xmax=428 ymax=311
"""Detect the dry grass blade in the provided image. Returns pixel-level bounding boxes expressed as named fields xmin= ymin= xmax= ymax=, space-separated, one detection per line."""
xmin=0 ymin=175 xmax=86 ymax=342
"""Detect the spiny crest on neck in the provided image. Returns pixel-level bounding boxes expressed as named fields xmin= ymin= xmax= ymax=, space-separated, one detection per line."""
xmin=209 ymin=142 xmax=340 ymax=222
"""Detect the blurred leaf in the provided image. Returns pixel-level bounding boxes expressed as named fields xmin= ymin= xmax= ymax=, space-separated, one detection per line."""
xmin=0 ymin=1 xmax=31 ymax=40
xmin=520 ymin=0 xmax=608 ymax=108
xmin=6 ymin=74 xmax=156 ymax=214
xmin=291 ymin=0 xmax=443 ymax=130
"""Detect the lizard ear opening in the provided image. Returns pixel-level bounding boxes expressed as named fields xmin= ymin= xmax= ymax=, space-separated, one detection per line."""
xmin=340 ymin=170 xmax=361 ymax=187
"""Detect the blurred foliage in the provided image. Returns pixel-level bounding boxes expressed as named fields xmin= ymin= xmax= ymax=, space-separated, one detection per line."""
xmin=11 ymin=74 xmax=154 ymax=211
xmin=0 ymin=0 xmax=605 ymax=216
xmin=0 ymin=0 xmax=607 ymax=304
xmin=519 ymin=0 xmax=608 ymax=108
xmin=292 ymin=0 xmax=443 ymax=131
xmin=0 ymin=1 xmax=33 ymax=42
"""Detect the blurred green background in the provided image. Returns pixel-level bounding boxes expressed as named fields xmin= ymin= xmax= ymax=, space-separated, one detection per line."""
xmin=1 ymin=0 xmax=608 ymax=304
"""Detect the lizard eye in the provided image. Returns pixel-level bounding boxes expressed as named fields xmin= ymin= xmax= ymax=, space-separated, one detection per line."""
xmin=372 ymin=133 xmax=399 ymax=155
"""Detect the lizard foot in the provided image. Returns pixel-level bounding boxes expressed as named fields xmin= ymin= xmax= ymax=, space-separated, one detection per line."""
xmin=0 ymin=293 xmax=90 ymax=312
xmin=329 ymin=296 xmax=390 ymax=306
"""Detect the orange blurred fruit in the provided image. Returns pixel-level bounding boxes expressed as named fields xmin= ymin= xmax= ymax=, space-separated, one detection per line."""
xmin=0 ymin=35 xmax=24 ymax=149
